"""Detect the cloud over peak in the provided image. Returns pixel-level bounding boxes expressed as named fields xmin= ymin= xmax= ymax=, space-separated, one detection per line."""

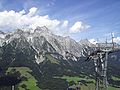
xmin=0 ymin=7 xmax=90 ymax=35
xmin=0 ymin=7 xmax=60 ymax=31
xmin=28 ymin=7 xmax=38 ymax=16
xmin=113 ymin=37 xmax=120 ymax=43
xmin=69 ymin=21 xmax=90 ymax=33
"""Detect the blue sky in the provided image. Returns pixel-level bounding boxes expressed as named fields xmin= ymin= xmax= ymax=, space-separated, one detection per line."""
xmin=0 ymin=0 xmax=120 ymax=43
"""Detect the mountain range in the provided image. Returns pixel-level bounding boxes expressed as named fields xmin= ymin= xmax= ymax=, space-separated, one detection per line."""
xmin=0 ymin=26 xmax=96 ymax=62
xmin=0 ymin=26 xmax=120 ymax=90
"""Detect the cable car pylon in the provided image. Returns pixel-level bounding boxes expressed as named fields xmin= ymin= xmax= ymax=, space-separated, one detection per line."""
xmin=86 ymin=33 xmax=120 ymax=90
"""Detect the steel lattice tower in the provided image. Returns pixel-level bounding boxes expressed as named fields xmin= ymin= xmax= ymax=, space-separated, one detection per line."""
xmin=86 ymin=33 xmax=120 ymax=90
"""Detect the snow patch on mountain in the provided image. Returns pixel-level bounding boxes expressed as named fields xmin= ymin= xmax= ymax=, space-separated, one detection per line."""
xmin=0 ymin=26 xmax=95 ymax=61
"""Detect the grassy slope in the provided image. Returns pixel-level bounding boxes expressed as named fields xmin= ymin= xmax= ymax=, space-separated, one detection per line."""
xmin=112 ymin=76 xmax=120 ymax=81
xmin=7 ymin=67 xmax=41 ymax=90
xmin=45 ymin=54 xmax=60 ymax=64
xmin=55 ymin=75 xmax=95 ymax=90
xmin=60 ymin=75 xmax=94 ymax=83
xmin=56 ymin=75 xmax=120 ymax=90
xmin=108 ymin=86 xmax=119 ymax=90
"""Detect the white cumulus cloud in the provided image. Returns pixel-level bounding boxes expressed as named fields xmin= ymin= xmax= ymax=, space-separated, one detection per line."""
xmin=28 ymin=7 xmax=38 ymax=16
xmin=69 ymin=21 xmax=90 ymax=33
xmin=61 ymin=20 xmax=68 ymax=27
xmin=113 ymin=37 xmax=120 ymax=43
xmin=0 ymin=7 xmax=60 ymax=31
xmin=0 ymin=7 xmax=90 ymax=36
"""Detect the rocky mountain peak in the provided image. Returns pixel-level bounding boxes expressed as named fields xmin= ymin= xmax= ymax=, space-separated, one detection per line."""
xmin=0 ymin=26 xmax=98 ymax=61
xmin=0 ymin=31 xmax=5 ymax=34
xmin=79 ymin=39 xmax=95 ymax=47
xmin=34 ymin=26 xmax=52 ymax=34
xmin=14 ymin=29 xmax=24 ymax=35
xmin=0 ymin=31 xmax=5 ymax=39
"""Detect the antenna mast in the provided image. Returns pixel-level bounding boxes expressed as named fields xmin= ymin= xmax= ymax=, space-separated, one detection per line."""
xmin=111 ymin=32 xmax=115 ymax=50
xmin=86 ymin=33 xmax=119 ymax=90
